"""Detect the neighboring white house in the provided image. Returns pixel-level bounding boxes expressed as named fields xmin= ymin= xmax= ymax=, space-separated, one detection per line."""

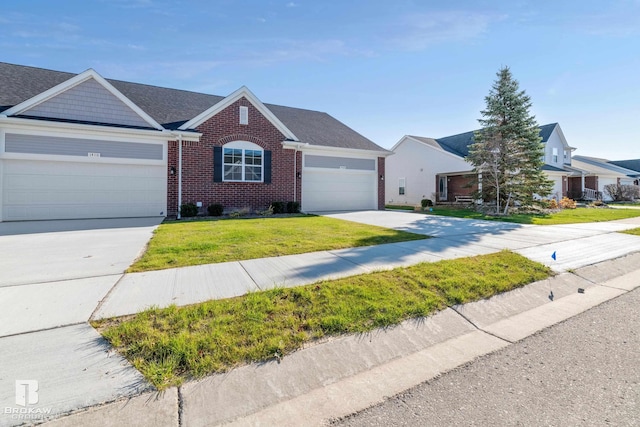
xmin=385 ymin=135 xmax=471 ymax=205
xmin=386 ymin=123 xmax=579 ymax=205
xmin=571 ymin=155 xmax=640 ymax=201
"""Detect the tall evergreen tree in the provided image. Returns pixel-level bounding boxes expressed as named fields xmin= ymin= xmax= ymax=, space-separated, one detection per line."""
xmin=467 ymin=67 xmax=553 ymax=214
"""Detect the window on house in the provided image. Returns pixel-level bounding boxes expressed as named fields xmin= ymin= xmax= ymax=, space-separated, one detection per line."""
xmin=552 ymin=148 xmax=558 ymax=163
xmin=222 ymin=141 xmax=263 ymax=182
xmin=399 ymin=178 xmax=406 ymax=195
xmin=239 ymin=106 xmax=249 ymax=125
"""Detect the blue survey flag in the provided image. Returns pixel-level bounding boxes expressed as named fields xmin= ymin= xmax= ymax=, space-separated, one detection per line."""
xmin=551 ymin=251 xmax=556 ymax=261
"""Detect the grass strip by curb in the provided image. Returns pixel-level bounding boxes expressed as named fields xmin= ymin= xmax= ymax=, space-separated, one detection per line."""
xmin=129 ymin=215 xmax=427 ymax=272
xmin=94 ymin=251 xmax=551 ymax=390
xmin=621 ymin=227 xmax=640 ymax=236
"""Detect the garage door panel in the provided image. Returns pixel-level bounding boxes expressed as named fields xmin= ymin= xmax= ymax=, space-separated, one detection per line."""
xmin=302 ymin=169 xmax=376 ymax=212
xmin=2 ymin=160 xmax=166 ymax=221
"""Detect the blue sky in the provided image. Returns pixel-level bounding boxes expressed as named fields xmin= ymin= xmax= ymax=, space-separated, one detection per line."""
xmin=2 ymin=0 xmax=639 ymax=159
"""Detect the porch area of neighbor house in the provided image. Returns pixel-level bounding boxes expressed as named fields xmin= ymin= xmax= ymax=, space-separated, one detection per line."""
xmin=568 ymin=175 xmax=602 ymax=201
xmin=435 ymin=172 xmax=478 ymax=204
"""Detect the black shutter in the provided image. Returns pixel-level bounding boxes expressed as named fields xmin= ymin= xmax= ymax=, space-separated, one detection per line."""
xmin=213 ymin=146 xmax=222 ymax=182
xmin=264 ymin=150 xmax=272 ymax=184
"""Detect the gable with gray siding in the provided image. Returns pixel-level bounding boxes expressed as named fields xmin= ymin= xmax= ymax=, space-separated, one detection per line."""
xmin=22 ymin=78 xmax=152 ymax=128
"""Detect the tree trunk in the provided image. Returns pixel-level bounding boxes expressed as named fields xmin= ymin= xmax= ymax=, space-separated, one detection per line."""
xmin=495 ymin=181 xmax=500 ymax=215
xmin=503 ymin=193 xmax=512 ymax=215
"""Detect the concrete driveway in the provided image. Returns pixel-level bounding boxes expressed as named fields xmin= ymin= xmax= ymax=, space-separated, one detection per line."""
xmin=323 ymin=210 xmax=640 ymax=272
xmin=0 ymin=218 xmax=162 ymax=426
xmin=0 ymin=217 xmax=162 ymax=287
xmin=0 ymin=217 xmax=162 ymax=335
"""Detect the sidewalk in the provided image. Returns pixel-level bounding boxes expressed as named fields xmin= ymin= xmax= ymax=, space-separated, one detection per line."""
xmin=1 ymin=212 xmax=640 ymax=426
xmin=93 ymin=213 xmax=640 ymax=320
xmin=46 ymin=253 xmax=640 ymax=427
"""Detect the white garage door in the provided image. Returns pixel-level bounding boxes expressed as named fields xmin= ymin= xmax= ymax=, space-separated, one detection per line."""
xmin=2 ymin=159 xmax=167 ymax=221
xmin=302 ymin=155 xmax=377 ymax=212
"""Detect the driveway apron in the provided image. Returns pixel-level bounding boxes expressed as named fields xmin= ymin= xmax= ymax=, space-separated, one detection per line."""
xmin=0 ymin=218 xmax=161 ymax=426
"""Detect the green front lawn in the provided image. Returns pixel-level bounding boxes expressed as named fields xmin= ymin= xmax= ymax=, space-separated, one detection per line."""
xmin=425 ymin=206 xmax=640 ymax=225
xmin=96 ymin=251 xmax=551 ymax=389
xmin=129 ymin=215 xmax=427 ymax=272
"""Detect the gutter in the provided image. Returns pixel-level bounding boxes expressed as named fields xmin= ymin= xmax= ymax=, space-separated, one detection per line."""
xmin=176 ymin=133 xmax=183 ymax=219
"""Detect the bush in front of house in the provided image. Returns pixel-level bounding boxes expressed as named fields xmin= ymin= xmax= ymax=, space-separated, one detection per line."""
xmin=589 ymin=199 xmax=607 ymax=207
xmin=271 ymin=201 xmax=286 ymax=214
xmin=207 ymin=204 xmax=224 ymax=216
xmin=421 ymin=198 xmax=433 ymax=208
xmin=180 ymin=203 xmax=198 ymax=217
xmin=287 ymin=201 xmax=300 ymax=214
xmin=559 ymin=197 xmax=577 ymax=209
xmin=604 ymin=184 xmax=639 ymax=201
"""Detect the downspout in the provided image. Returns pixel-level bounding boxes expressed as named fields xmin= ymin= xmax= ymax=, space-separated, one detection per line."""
xmin=177 ymin=133 xmax=183 ymax=219
xmin=293 ymin=147 xmax=298 ymax=202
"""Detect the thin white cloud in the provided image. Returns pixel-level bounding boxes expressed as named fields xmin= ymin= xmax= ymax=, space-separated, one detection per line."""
xmin=200 ymin=37 xmax=374 ymax=67
xmin=286 ymin=2 xmax=297 ymax=7
xmin=388 ymin=11 xmax=506 ymax=51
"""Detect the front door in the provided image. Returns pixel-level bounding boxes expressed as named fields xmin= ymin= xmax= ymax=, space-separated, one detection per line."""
xmin=439 ymin=176 xmax=448 ymax=201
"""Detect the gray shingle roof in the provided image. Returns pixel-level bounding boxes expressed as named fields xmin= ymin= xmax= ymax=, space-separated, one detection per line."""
xmin=541 ymin=164 xmax=566 ymax=172
xmin=0 ymin=62 xmax=387 ymax=153
xmin=266 ymin=103 xmax=382 ymax=151
xmin=573 ymin=155 xmax=640 ymax=177
xmin=0 ymin=63 xmax=74 ymax=111
xmin=433 ymin=123 xmax=558 ymax=158
xmin=610 ymin=159 xmax=640 ymax=173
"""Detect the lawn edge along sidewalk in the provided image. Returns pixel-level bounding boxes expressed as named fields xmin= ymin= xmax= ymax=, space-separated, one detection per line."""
xmin=45 ymin=251 xmax=640 ymax=427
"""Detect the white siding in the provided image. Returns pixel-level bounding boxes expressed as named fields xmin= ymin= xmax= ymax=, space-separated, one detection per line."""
xmin=544 ymin=127 xmax=567 ymax=167
xmin=385 ymin=137 xmax=471 ymax=206
xmin=545 ymin=173 xmax=564 ymax=200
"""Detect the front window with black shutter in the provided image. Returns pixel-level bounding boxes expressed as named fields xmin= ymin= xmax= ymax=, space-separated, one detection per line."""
xmin=214 ymin=141 xmax=271 ymax=183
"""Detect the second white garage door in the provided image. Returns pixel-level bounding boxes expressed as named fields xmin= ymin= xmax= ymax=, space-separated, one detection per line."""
xmin=2 ymin=159 xmax=167 ymax=221
xmin=302 ymin=154 xmax=377 ymax=212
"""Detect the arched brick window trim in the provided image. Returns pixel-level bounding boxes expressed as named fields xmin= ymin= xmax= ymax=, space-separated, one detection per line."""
xmin=217 ymin=134 xmax=266 ymax=148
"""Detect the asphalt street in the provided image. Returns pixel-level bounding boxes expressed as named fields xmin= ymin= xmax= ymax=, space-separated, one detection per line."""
xmin=335 ymin=287 xmax=640 ymax=427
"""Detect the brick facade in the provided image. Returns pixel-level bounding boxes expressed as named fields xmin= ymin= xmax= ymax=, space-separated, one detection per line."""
xmin=167 ymin=97 xmax=302 ymax=216
xmin=435 ymin=174 xmax=477 ymax=202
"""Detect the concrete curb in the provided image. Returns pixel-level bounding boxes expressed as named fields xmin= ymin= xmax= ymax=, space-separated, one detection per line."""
xmin=43 ymin=252 xmax=640 ymax=427
xmin=39 ymin=389 xmax=177 ymax=427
